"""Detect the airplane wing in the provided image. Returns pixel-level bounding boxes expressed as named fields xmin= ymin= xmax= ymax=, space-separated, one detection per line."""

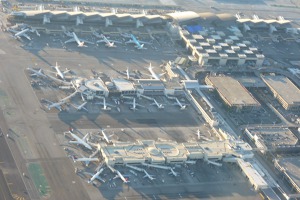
xmin=80 ymin=105 xmax=88 ymax=112
xmin=72 ymin=33 xmax=81 ymax=45
xmin=140 ymin=72 xmax=153 ymax=78
xmin=84 ymin=172 xmax=105 ymax=183
xmin=83 ymin=133 xmax=89 ymax=141
xmin=79 ymin=38 xmax=94 ymax=45
xmin=108 ymin=40 xmax=122 ymax=44
xmin=136 ymin=103 xmax=145 ymax=108
xmin=65 ymin=38 xmax=76 ymax=44
xmin=8 ymin=29 xmax=18 ymax=34
xmin=60 ymin=90 xmax=78 ymax=102
xmin=159 ymin=72 xmax=166 ymax=77
xmin=138 ymin=40 xmax=152 ymax=45
xmin=23 ymin=33 xmax=31 ymax=41
xmin=125 ymin=40 xmax=135 ymax=44
xmin=69 ymin=140 xmax=80 ymax=144
xmin=63 ymin=69 xmax=70 ymax=74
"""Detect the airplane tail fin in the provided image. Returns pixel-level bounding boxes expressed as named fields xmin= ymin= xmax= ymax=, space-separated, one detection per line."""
xmin=78 ymin=41 xmax=85 ymax=47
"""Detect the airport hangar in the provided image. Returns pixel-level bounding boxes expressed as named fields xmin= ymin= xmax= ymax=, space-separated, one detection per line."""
xmin=205 ymin=76 xmax=261 ymax=111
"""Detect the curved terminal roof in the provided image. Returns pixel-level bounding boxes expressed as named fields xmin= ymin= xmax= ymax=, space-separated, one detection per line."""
xmin=165 ymin=11 xmax=235 ymax=24
xmin=165 ymin=11 xmax=200 ymax=22
xmin=11 ymin=10 xmax=240 ymax=26
xmin=85 ymin=79 xmax=108 ymax=92
xmin=11 ymin=10 xmax=165 ymax=23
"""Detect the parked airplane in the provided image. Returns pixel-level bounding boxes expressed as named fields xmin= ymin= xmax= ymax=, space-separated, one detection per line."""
xmin=206 ymin=159 xmax=222 ymax=167
xmin=147 ymin=63 xmax=165 ymax=80
xmin=124 ymin=98 xmax=144 ymax=111
xmin=59 ymin=90 xmax=78 ymax=103
xmin=9 ymin=28 xmax=32 ymax=40
xmin=87 ymin=168 xmax=105 ymax=184
xmin=100 ymin=129 xmax=113 ymax=144
xmin=115 ymin=170 xmax=130 ymax=183
xmin=95 ymin=97 xmax=112 ymax=110
xmin=125 ymin=164 xmax=144 ymax=172
xmin=64 ymin=32 xmax=94 ymax=47
xmin=48 ymin=62 xmax=70 ymax=80
xmin=150 ymin=99 xmax=164 ymax=109
xmin=64 ymin=131 xmax=92 ymax=150
xmin=71 ymin=102 xmax=88 ymax=112
xmin=143 ymin=170 xmax=155 ymax=180
xmin=61 ymin=25 xmax=73 ymax=37
xmin=196 ymin=129 xmax=201 ymax=140
xmin=119 ymin=67 xmax=136 ymax=80
xmin=72 ymin=155 xmax=99 ymax=166
xmin=169 ymin=168 xmax=179 ymax=177
xmin=173 ymin=98 xmax=187 ymax=110
xmin=125 ymin=34 xmax=150 ymax=49
xmin=41 ymin=98 xmax=64 ymax=111
xmin=27 ymin=68 xmax=47 ymax=78
xmin=129 ymin=170 xmax=138 ymax=176
xmin=93 ymin=31 xmax=121 ymax=47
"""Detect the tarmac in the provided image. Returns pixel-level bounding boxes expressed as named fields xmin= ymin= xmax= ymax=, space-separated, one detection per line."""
xmin=0 ymin=12 xmax=263 ymax=200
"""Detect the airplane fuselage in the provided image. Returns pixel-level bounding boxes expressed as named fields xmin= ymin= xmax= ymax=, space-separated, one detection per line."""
xmin=15 ymin=28 xmax=30 ymax=37
xmin=116 ymin=170 xmax=129 ymax=183
xmin=55 ymin=66 xmax=65 ymax=80
xmin=89 ymin=168 xmax=104 ymax=183
xmin=69 ymin=132 xmax=92 ymax=150
xmin=130 ymin=34 xmax=143 ymax=49
xmin=148 ymin=67 xmax=160 ymax=80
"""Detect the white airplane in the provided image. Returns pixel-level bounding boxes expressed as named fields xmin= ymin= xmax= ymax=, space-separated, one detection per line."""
xmin=143 ymin=170 xmax=155 ymax=181
xmin=59 ymin=90 xmax=78 ymax=103
xmin=129 ymin=170 xmax=138 ymax=176
xmin=124 ymin=98 xmax=144 ymax=111
xmin=125 ymin=164 xmax=144 ymax=172
xmin=64 ymin=32 xmax=94 ymax=47
xmin=61 ymin=25 xmax=73 ymax=37
xmin=93 ymin=31 xmax=121 ymax=47
xmin=27 ymin=68 xmax=47 ymax=78
xmin=119 ymin=67 xmax=135 ymax=80
xmin=9 ymin=28 xmax=31 ymax=40
xmin=125 ymin=68 xmax=130 ymax=80
xmin=72 ymin=155 xmax=99 ymax=166
xmin=87 ymin=168 xmax=105 ymax=184
xmin=173 ymin=98 xmax=187 ymax=110
xmin=31 ymin=28 xmax=40 ymax=37
xmin=49 ymin=62 xmax=70 ymax=80
xmin=64 ymin=131 xmax=92 ymax=150
xmin=41 ymin=98 xmax=64 ymax=111
xmin=150 ymin=99 xmax=164 ymax=109
xmin=196 ymin=129 xmax=201 ymax=140
xmin=95 ymin=97 xmax=112 ymax=110
xmin=115 ymin=170 xmax=130 ymax=183
xmin=144 ymin=63 xmax=165 ymax=80
xmin=125 ymin=34 xmax=150 ymax=49
xmin=100 ymin=130 xmax=113 ymax=144
xmin=206 ymin=159 xmax=222 ymax=167
xmin=71 ymin=102 xmax=88 ymax=112
xmin=169 ymin=168 xmax=179 ymax=177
